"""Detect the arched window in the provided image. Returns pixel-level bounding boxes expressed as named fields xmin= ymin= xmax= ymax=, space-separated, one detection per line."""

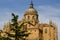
xmin=28 ymin=16 xmax=30 ymax=20
xmin=32 ymin=16 xmax=34 ymax=19
xmin=45 ymin=29 xmax=47 ymax=33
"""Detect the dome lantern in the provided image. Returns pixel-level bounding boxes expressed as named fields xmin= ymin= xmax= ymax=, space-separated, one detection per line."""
xmin=30 ymin=0 xmax=33 ymax=8
xmin=24 ymin=1 xmax=38 ymax=16
xmin=24 ymin=1 xmax=39 ymax=22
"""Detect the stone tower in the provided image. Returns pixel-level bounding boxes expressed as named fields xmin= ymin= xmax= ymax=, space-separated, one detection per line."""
xmin=43 ymin=20 xmax=58 ymax=40
xmin=24 ymin=1 xmax=38 ymax=24
xmin=24 ymin=1 xmax=40 ymax=40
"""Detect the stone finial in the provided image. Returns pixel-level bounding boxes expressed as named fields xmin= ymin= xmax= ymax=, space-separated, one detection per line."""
xmin=49 ymin=19 xmax=53 ymax=25
xmin=30 ymin=0 xmax=34 ymax=8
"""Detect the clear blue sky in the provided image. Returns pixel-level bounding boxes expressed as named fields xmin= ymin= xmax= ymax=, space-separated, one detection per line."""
xmin=0 ymin=0 xmax=60 ymax=40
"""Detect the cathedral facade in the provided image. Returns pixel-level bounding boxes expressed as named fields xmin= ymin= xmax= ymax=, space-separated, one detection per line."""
xmin=1 ymin=2 xmax=58 ymax=40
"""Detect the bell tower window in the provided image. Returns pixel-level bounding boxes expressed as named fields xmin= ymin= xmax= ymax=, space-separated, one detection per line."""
xmin=45 ymin=29 xmax=47 ymax=33
xmin=32 ymin=16 xmax=34 ymax=19
xmin=28 ymin=16 xmax=30 ymax=20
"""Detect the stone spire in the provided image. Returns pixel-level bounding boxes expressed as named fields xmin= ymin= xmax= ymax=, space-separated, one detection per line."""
xmin=49 ymin=19 xmax=55 ymax=27
xmin=8 ymin=20 xmax=10 ymax=24
xmin=49 ymin=20 xmax=53 ymax=25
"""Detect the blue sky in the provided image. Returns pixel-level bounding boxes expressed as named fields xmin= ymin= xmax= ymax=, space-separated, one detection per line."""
xmin=0 ymin=0 xmax=60 ymax=40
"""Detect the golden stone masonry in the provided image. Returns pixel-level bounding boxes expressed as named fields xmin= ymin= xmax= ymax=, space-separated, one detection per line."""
xmin=0 ymin=1 xmax=58 ymax=40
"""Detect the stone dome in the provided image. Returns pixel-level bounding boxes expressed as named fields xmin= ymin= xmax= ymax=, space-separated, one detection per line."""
xmin=24 ymin=1 xmax=38 ymax=16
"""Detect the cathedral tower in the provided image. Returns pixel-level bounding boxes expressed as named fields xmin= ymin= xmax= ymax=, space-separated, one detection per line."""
xmin=24 ymin=1 xmax=40 ymax=40
xmin=24 ymin=1 xmax=39 ymax=25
